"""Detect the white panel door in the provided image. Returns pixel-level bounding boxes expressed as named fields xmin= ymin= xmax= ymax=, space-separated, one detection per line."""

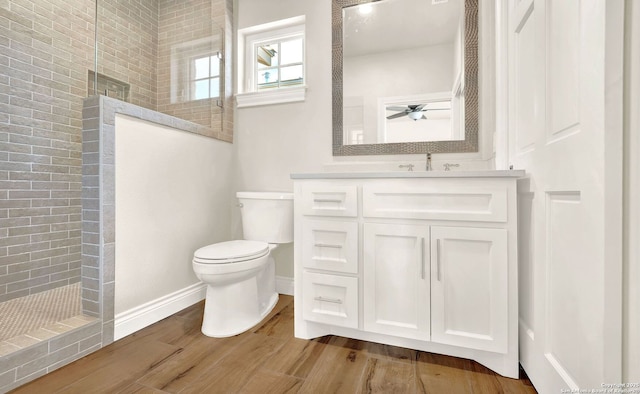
xmin=508 ymin=0 xmax=623 ymax=391
xmin=363 ymin=223 xmax=430 ymax=341
xmin=430 ymin=226 xmax=508 ymax=353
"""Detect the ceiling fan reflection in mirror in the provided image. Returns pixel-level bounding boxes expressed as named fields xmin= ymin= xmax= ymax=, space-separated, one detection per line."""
xmin=385 ymin=104 xmax=449 ymax=121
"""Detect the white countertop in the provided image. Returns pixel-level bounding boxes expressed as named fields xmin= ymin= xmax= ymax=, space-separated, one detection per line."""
xmin=290 ymin=170 xmax=525 ymax=179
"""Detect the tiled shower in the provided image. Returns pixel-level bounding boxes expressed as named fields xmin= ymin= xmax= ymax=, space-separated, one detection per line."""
xmin=0 ymin=0 xmax=232 ymax=391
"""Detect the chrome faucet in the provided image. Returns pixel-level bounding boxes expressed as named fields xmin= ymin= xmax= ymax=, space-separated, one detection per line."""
xmin=443 ymin=163 xmax=460 ymax=171
xmin=399 ymin=164 xmax=415 ymax=172
xmin=426 ymin=153 xmax=432 ymax=171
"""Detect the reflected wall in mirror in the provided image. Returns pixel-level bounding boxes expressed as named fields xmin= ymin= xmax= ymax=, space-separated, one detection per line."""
xmin=333 ymin=0 xmax=478 ymax=156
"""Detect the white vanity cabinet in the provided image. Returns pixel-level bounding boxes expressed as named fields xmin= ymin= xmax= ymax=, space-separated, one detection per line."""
xmin=292 ymin=171 xmax=523 ymax=379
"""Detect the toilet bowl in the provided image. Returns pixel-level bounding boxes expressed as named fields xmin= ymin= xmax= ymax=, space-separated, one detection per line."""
xmin=192 ymin=192 xmax=293 ymax=337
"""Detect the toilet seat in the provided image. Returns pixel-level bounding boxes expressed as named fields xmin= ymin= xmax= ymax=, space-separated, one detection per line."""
xmin=193 ymin=240 xmax=269 ymax=264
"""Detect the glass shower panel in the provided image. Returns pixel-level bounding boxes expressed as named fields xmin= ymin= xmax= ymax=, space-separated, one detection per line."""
xmin=166 ymin=33 xmax=223 ymax=103
xmin=92 ymin=0 xmax=224 ymax=133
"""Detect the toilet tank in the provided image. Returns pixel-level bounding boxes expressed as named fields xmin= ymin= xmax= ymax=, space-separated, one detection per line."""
xmin=237 ymin=191 xmax=293 ymax=243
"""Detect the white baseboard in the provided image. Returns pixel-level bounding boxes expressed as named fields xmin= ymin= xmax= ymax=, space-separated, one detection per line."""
xmin=114 ymin=282 xmax=206 ymax=341
xmin=276 ymin=275 xmax=294 ymax=296
xmin=114 ymin=278 xmax=294 ymax=341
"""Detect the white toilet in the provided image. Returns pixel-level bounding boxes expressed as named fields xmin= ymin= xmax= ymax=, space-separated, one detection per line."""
xmin=192 ymin=191 xmax=293 ymax=337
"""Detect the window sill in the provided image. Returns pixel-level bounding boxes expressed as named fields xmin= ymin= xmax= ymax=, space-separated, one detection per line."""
xmin=235 ymin=85 xmax=306 ymax=108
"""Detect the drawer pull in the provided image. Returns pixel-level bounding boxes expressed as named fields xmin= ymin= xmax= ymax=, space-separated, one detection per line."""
xmin=313 ymin=198 xmax=343 ymax=203
xmin=436 ymin=239 xmax=442 ymax=282
xmin=314 ymin=296 xmax=343 ymax=304
xmin=314 ymin=243 xmax=342 ymax=249
xmin=421 ymin=238 xmax=426 ymax=280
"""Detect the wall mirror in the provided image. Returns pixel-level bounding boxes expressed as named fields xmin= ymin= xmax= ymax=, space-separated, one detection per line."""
xmin=332 ymin=0 xmax=478 ymax=156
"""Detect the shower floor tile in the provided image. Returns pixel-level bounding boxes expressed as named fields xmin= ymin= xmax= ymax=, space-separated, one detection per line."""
xmin=0 ymin=283 xmax=98 ymax=356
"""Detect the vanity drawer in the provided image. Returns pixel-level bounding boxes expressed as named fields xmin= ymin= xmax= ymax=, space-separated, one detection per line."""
xmin=302 ymin=219 xmax=358 ymax=274
xmin=299 ymin=185 xmax=358 ymax=217
xmin=302 ymin=271 xmax=358 ymax=328
xmin=362 ymin=184 xmax=508 ymax=222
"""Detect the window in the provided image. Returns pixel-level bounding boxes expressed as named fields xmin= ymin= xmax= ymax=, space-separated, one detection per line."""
xmin=192 ymin=54 xmax=220 ymax=100
xmin=169 ymin=34 xmax=222 ymax=104
xmin=237 ymin=16 xmax=306 ymax=107
xmin=255 ymin=37 xmax=303 ymax=90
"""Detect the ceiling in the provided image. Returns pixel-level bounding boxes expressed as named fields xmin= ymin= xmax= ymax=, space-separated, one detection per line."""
xmin=343 ymin=0 xmax=463 ymax=57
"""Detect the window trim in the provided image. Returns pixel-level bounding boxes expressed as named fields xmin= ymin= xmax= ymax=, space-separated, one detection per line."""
xmin=236 ymin=16 xmax=306 ymax=108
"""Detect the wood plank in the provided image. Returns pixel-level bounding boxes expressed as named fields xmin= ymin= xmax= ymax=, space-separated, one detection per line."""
xmin=172 ymin=300 xmax=204 ymax=320
xmin=416 ymin=351 xmax=474 ymax=394
xmin=239 ymin=368 xmax=304 ymax=393
xmin=362 ymin=341 xmax=418 ymax=365
xmin=468 ymin=361 xmax=538 ymax=394
xmin=358 ymin=357 xmax=416 ymax=393
xmin=252 ymin=297 xmax=295 ymax=338
xmin=135 ymin=332 xmax=249 ymax=393
xmin=262 ymin=336 xmax=331 ymax=379
xmin=495 ymin=375 xmax=538 ymax=394
xmin=298 ymin=336 xmax=370 ymax=393
xmin=177 ymin=333 xmax=288 ymax=394
xmin=115 ymin=382 xmax=168 ymax=394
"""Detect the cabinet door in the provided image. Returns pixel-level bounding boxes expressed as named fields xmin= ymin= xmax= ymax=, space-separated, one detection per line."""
xmin=363 ymin=223 xmax=430 ymax=340
xmin=430 ymin=226 xmax=508 ymax=353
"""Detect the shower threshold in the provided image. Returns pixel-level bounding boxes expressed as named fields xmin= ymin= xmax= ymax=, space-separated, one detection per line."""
xmin=0 ymin=283 xmax=98 ymax=357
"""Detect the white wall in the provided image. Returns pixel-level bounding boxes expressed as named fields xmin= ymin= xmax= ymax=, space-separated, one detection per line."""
xmin=114 ymin=115 xmax=233 ymax=319
xmin=233 ymin=0 xmax=331 ymax=192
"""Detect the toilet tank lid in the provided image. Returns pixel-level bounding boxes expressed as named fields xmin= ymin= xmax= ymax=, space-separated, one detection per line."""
xmin=236 ymin=191 xmax=293 ymax=200
xmin=194 ymin=240 xmax=269 ymax=261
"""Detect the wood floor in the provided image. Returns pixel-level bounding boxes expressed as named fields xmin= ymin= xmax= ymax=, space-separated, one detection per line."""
xmin=11 ymin=295 xmax=537 ymax=393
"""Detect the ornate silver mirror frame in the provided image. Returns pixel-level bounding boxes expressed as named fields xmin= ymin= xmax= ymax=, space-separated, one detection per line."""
xmin=332 ymin=0 xmax=479 ymax=156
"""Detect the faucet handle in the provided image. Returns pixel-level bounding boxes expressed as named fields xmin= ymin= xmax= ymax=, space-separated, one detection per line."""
xmin=398 ymin=164 xmax=415 ymax=172
xmin=443 ymin=163 xmax=460 ymax=171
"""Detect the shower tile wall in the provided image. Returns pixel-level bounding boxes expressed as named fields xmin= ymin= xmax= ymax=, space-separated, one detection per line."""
xmin=1 ymin=0 xmax=160 ymax=303
xmin=95 ymin=0 xmax=159 ymax=110
xmin=0 ymin=0 xmax=93 ymax=303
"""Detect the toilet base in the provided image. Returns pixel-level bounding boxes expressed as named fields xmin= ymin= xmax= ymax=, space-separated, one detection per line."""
xmin=199 ymin=257 xmax=279 ymax=338
xmin=201 ymin=287 xmax=278 ymax=337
